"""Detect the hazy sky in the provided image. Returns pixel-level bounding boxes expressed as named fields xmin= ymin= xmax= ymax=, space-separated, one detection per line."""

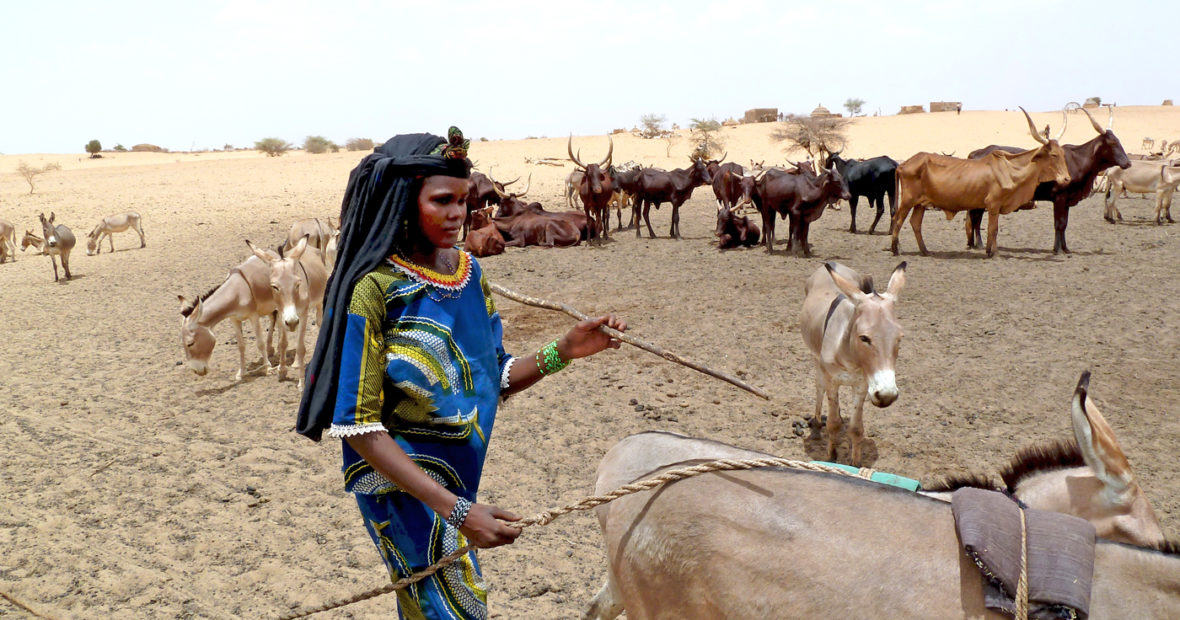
xmin=2 ymin=0 xmax=1174 ymax=154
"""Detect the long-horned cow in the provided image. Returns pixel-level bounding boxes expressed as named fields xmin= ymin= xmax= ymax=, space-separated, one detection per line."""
xmin=568 ymin=135 xmax=614 ymax=243
xmin=752 ymin=164 xmax=849 ymax=256
xmin=492 ymin=175 xmax=586 ymax=247
xmin=86 ymin=212 xmax=146 ymax=255
xmin=891 ymin=107 xmax=1071 ymax=257
xmin=800 ymin=261 xmax=906 ymax=465
xmin=965 ymin=106 xmax=1131 ymax=253
xmin=630 ymin=157 xmax=713 ymax=239
xmin=37 ymin=212 xmax=75 ymax=281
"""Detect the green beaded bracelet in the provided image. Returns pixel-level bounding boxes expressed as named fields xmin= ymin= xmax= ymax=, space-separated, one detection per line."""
xmin=536 ymin=340 xmax=571 ymax=376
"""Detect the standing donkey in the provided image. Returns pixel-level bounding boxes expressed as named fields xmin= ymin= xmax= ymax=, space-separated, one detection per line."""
xmin=179 ymin=256 xmax=277 ymax=382
xmin=0 ymin=219 xmax=15 ymax=263
xmin=247 ymin=236 xmax=327 ymax=389
xmin=37 ymin=212 xmax=75 ymax=281
xmin=799 ymin=261 xmax=907 ymax=465
xmin=86 ymin=211 xmax=146 ymax=255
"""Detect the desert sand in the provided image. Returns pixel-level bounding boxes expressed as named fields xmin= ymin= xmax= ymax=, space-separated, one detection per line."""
xmin=2 ymin=106 xmax=1179 ymax=619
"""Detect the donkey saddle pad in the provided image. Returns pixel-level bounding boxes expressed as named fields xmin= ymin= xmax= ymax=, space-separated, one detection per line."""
xmin=952 ymin=487 xmax=1095 ymax=619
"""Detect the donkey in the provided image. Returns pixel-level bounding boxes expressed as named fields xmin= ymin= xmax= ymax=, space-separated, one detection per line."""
xmin=282 ymin=217 xmax=337 ymax=269
xmin=36 ymin=212 xmax=75 ymax=281
xmin=799 ymin=261 xmax=906 ymax=465
xmin=86 ymin=212 xmax=145 ymax=255
xmin=0 ymin=219 xmax=15 ymax=263
xmin=584 ymin=373 xmax=1176 ymax=619
xmin=246 ymin=237 xmax=327 ymax=389
xmin=179 ymin=256 xmax=278 ymax=382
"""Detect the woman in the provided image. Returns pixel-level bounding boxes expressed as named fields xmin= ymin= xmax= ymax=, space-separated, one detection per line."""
xmin=296 ymin=128 xmax=626 ymax=619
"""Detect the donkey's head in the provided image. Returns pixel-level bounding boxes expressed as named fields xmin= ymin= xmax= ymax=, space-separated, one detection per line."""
xmin=85 ymin=225 xmax=102 ymax=255
xmin=21 ymin=230 xmax=39 ymax=252
xmin=39 ymin=212 xmax=59 ymax=248
xmin=178 ymin=295 xmax=216 ymax=375
xmin=248 ymin=237 xmax=308 ymax=332
xmin=825 ymin=262 xmax=907 ymax=407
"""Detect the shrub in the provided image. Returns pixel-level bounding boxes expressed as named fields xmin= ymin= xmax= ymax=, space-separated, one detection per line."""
xmin=222 ymin=144 xmax=233 ymax=152
xmin=85 ymin=139 xmax=102 ymax=158
xmin=113 ymin=144 xmax=127 ymax=152
xmin=689 ymin=117 xmax=725 ymax=159
xmin=304 ymin=135 xmax=339 ymax=154
xmin=844 ymin=98 xmax=865 ymax=116
xmin=16 ymin=161 xmax=63 ymax=194
xmin=255 ymin=138 xmax=293 ymax=157
xmin=640 ymin=113 xmax=668 ymax=138
xmin=345 ymin=137 xmax=375 ymax=152
xmin=771 ymin=115 xmax=851 ymax=163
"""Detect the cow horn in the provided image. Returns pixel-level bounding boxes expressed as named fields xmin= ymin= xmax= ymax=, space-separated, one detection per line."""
xmin=1080 ymin=106 xmax=1105 ymax=135
xmin=487 ymin=171 xmax=509 ymax=199
xmin=717 ymin=151 xmax=727 ymax=163
xmin=567 ymin=135 xmax=587 ymax=170
xmin=1054 ymin=106 xmax=1068 ymax=141
xmin=599 ymin=135 xmax=614 ymax=169
xmin=516 ymin=173 xmax=531 ymax=198
xmin=501 ymin=176 xmax=520 ymax=187
xmin=1020 ymin=107 xmax=1048 ymax=145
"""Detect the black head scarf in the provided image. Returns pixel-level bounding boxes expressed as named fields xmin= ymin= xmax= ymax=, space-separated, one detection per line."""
xmin=295 ymin=129 xmax=472 ymax=441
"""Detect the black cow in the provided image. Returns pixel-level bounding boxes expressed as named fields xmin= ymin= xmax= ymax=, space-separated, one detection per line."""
xmin=826 ymin=153 xmax=898 ymax=234
xmin=631 ymin=158 xmax=714 ymax=239
xmin=965 ymin=107 xmax=1131 ymax=253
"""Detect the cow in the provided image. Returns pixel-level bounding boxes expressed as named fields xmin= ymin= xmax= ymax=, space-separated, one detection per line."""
xmin=630 ymin=157 xmax=714 ymax=239
xmin=826 ymin=152 xmax=899 ymax=234
xmin=712 ymin=168 xmax=759 ymax=215
xmin=607 ymin=161 xmax=644 ymax=230
xmin=891 ymin=107 xmax=1071 ymax=258
xmin=964 ymin=106 xmax=1131 ymax=253
xmin=1103 ymin=161 xmax=1180 ymax=224
xmin=463 ymin=208 xmax=505 ymax=257
xmin=464 ymin=170 xmax=516 ymax=239
xmin=714 ymin=205 xmax=760 ymax=249
xmin=492 ymin=177 xmax=586 ymax=248
xmin=753 ymin=163 xmax=850 ymax=256
xmin=568 ymin=135 xmax=614 ymax=243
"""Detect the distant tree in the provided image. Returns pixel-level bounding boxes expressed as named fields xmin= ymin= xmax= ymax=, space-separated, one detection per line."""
xmin=689 ymin=117 xmax=725 ymax=159
xmin=85 ymin=139 xmax=102 ymax=158
xmin=222 ymin=143 xmax=233 ymax=151
xmin=663 ymin=132 xmax=682 ymax=157
xmin=844 ymin=98 xmax=865 ymax=116
xmin=345 ymin=137 xmax=375 ymax=152
xmin=113 ymin=144 xmax=127 ymax=152
xmin=255 ymin=138 xmax=293 ymax=157
xmin=771 ymin=115 xmax=851 ymax=164
xmin=16 ymin=161 xmax=62 ymax=194
xmin=639 ymin=113 xmax=667 ymax=138
xmin=304 ymin=135 xmax=339 ymax=154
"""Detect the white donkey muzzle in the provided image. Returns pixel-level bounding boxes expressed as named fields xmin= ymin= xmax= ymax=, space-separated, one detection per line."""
xmin=868 ymin=369 xmax=898 ymax=407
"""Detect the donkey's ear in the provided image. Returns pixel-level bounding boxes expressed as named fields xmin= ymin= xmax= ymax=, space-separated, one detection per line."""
xmin=1071 ymin=371 xmax=1138 ymax=504
xmin=49 ymin=212 xmax=55 ymax=223
xmin=288 ymin=235 xmax=309 ymax=261
xmin=824 ymin=262 xmax=867 ymax=303
xmin=246 ymin=239 xmax=276 ymax=263
xmin=178 ymin=294 xmax=187 ymax=309
xmin=885 ymin=262 xmax=907 ymax=299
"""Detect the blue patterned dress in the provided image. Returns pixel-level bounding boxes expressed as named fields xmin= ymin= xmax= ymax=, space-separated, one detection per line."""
xmin=327 ymin=250 xmax=513 ymax=620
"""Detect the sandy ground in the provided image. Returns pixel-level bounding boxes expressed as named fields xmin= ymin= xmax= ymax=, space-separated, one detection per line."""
xmin=2 ymin=107 xmax=1180 ymax=619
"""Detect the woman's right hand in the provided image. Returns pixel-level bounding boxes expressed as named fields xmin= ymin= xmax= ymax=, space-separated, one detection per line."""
xmin=459 ymin=503 xmax=522 ymax=548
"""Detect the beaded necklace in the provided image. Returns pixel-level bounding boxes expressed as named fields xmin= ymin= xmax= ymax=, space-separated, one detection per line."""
xmin=388 ymin=250 xmax=472 ymax=300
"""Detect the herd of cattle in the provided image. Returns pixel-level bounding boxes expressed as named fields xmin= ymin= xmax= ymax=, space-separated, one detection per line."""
xmin=462 ymin=105 xmax=1180 ymax=260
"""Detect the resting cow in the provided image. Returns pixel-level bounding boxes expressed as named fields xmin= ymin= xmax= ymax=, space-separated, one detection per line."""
xmin=891 ymin=107 xmax=1071 ymax=258
xmin=714 ymin=206 xmax=760 ymax=249
xmin=463 ymin=208 xmax=505 ymax=257
xmin=492 ymin=178 xmax=585 ymax=248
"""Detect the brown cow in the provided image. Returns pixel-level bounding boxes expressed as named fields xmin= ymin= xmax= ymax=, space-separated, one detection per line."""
xmin=715 ymin=206 xmax=761 ymax=249
xmin=492 ymin=177 xmax=584 ymax=248
xmin=891 ymin=107 xmax=1071 ymax=257
xmin=463 ymin=208 xmax=505 ymax=257
xmin=568 ymin=135 xmax=614 ymax=243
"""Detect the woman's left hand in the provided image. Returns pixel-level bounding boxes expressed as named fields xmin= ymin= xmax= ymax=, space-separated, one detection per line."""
xmin=557 ymin=314 xmax=627 ymax=360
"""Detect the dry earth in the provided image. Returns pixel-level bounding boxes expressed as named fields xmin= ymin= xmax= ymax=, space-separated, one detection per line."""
xmin=2 ymin=107 xmax=1179 ymax=619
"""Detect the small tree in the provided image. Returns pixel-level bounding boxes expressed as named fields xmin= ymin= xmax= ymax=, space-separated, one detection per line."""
xmin=113 ymin=144 xmax=127 ymax=152
xmin=304 ymin=135 xmax=339 ymax=154
xmin=222 ymin=143 xmax=233 ymax=151
xmin=255 ymin=138 xmax=292 ymax=157
xmin=771 ymin=115 xmax=851 ymax=164
xmin=663 ymin=132 xmax=682 ymax=157
xmin=844 ymin=98 xmax=865 ymax=116
xmin=85 ymin=139 xmax=102 ymax=158
xmin=16 ymin=161 xmax=63 ymax=194
xmin=639 ymin=113 xmax=667 ymax=138
xmin=345 ymin=137 xmax=375 ymax=152
xmin=689 ymin=117 xmax=725 ymax=159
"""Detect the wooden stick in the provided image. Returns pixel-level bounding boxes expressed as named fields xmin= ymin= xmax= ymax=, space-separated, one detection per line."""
xmin=489 ymin=282 xmax=770 ymax=400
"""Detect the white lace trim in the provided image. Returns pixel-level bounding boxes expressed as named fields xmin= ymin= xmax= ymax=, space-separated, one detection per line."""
xmin=326 ymin=422 xmax=387 ymax=438
xmin=500 ymin=356 xmax=516 ymax=391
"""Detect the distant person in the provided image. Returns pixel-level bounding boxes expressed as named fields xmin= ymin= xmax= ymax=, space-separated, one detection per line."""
xmin=295 ymin=127 xmax=628 ymax=618
xmin=956 ymin=103 xmax=961 ymax=115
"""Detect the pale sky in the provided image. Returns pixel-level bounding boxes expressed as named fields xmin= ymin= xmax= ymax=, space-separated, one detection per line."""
xmin=1 ymin=0 xmax=1174 ymax=154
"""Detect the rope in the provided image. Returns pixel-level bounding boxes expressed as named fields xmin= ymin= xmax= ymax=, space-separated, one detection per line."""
xmin=1015 ymin=507 xmax=1029 ymax=620
xmin=277 ymin=456 xmax=863 ymax=619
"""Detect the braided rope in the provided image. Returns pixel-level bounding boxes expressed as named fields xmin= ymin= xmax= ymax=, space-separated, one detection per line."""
xmin=1015 ymin=507 xmax=1029 ymax=620
xmin=278 ymin=456 xmax=860 ymax=619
